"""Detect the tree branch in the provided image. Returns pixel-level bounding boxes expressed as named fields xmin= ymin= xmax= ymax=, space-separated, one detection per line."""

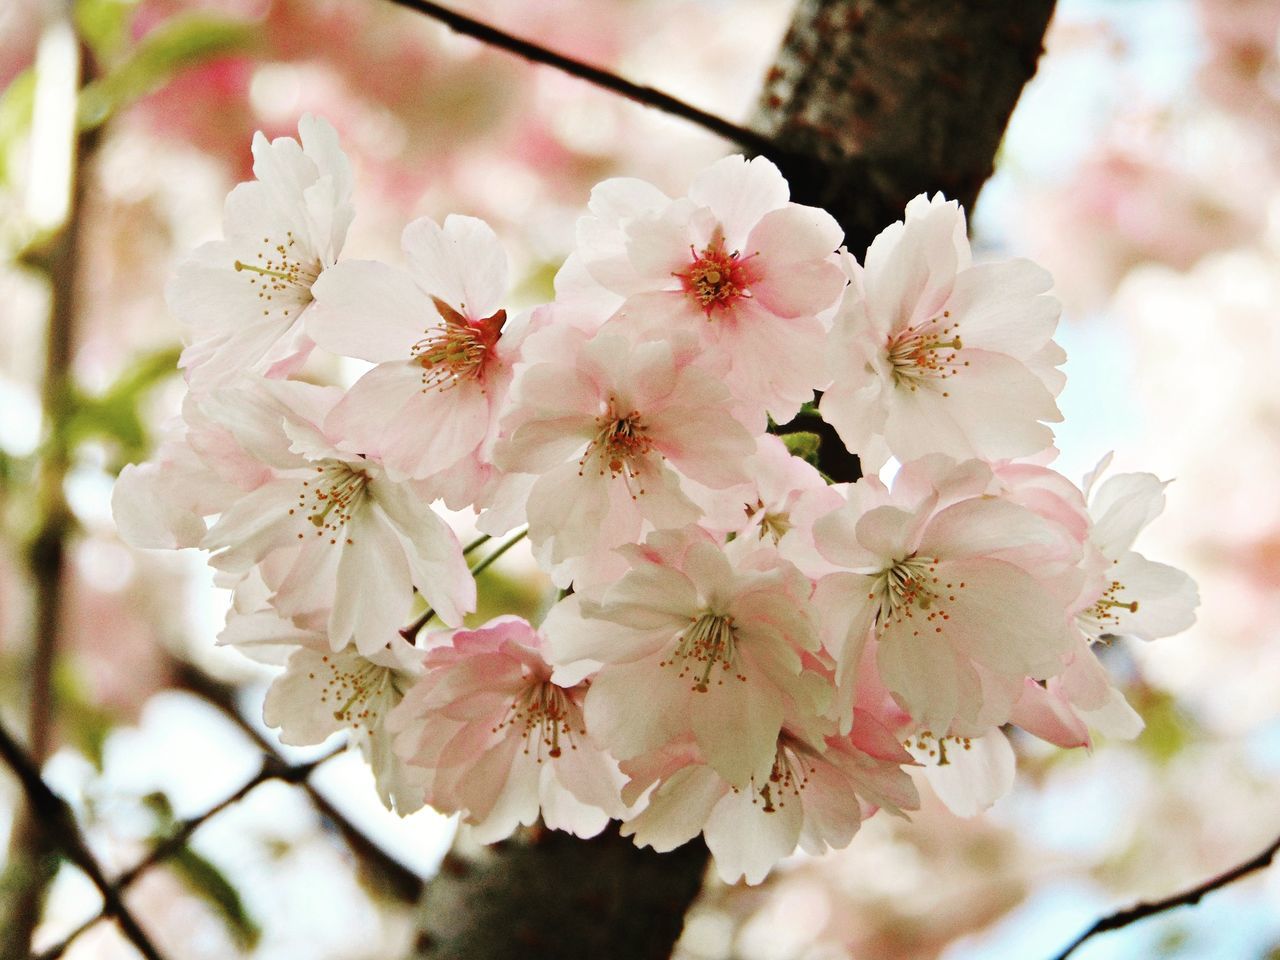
xmin=0 ymin=720 xmax=166 ymax=960
xmin=381 ymin=0 xmax=778 ymax=155
xmin=31 ymin=745 xmax=345 ymax=960
xmin=1050 ymin=832 xmax=1280 ymax=960
xmin=169 ymin=660 xmax=425 ymax=905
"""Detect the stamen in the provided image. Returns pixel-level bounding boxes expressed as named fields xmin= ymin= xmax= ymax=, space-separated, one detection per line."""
xmin=673 ymin=228 xmax=760 ymax=318
xmin=412 ymin=297 xmax=505 ymax=393
xmin=495 ymin=681 xmax=584 ymax=762
xmin=887 ymin=311 xmax=964 ymax=391
xmin=295 ymin=463 xmax=370 ymax=544
xmin=578 ymin=396 xmax=654 ymax=499
xmin=660 ymin=613 xmax=746 ymax=692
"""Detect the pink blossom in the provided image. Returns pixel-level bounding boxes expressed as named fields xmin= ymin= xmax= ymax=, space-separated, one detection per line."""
xmin=308 ymin=215 xmax=530 ymax=501
xmin=388 ymin=617 xmax=622 ymax=842
xmin=575 ymin=155 xmax=846 ymax=423
xmin=492 ymin=331 xmax=755 ymax=585
xmin=820 ymin=194 xmax=1065 ymax=471
xmin=170 ymin=115 xmax=354 ymax=386
xmin=197 ymin=380 xmax=474 ymax=653
xmin=543 ymin=527 xmax=826 ymax=788
xmin=812 ymin=456 xmax=1079 ymax=736
xmin=620 ymin=711 xmax=917 ymax=884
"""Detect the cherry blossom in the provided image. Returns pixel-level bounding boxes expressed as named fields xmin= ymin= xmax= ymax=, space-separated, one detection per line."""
xmin=575 ymin=155 xmax=846 ymax=423
xmin=196 ymin=379 xmax=474 ymax=654
xmin=307 ymin=215 xmax=529 ymax=500
xmin=1077 ymin=456 xmax=1200 ymax=643
xmin=812 ymin=456 xmax=1079 ymax=735
xmin=388 ymin=617 xmax=622 ymax=841
xmin=493 ymin=331 xmax=755 ymax=585
xmin=543 ymin=527 xmax=826 ymax=788
xmin=170 ymin=115 xmax=354 ymax=386
xmin=620 ymin=711 xmax=918 ymax=884
xmin=819 ymin=194 xmax=1065 ymax=471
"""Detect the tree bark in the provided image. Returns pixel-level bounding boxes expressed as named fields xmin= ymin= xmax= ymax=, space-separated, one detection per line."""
xmin=757 ymin=0 xmax=1058 ymax=258
xmin=407 ymin=2 xmax=1057 ymax=957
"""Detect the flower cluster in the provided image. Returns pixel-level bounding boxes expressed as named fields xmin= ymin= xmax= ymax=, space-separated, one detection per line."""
xmin=114 ymin=117 xmax=1198 ymax=884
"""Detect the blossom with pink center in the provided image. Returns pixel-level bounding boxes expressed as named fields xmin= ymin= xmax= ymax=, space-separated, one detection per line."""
xmin=196 ymin=379 xmax=474 ymax=654
xmin=247 ymin=598 xmax=429 ymax=813
xmin=492 ymin=331 xmax=755 ymax=585
xmin=543 ymin=527 xmax=826 ymax=788
xmin=170 ymin=115 xmax=353 ymax=386
xmin=388 ymin=617 xmax=623 ymax=842
xmin=307 ymin=215 xmax=527 ymax=500
xmin=574 ymin=155 xmax=846 ymax=423
xmin=812 ymin=456 xmax=1079 ymax=735
xmin=688 ymin=434 xmax=845 ymax=578
xmin=620 ymin=711 xmax=918 ymax=885
xmin=819 ymin=194 xmax=1066 ymax=471
xmin=1075 ymin=455 xmax=1200 ymax=644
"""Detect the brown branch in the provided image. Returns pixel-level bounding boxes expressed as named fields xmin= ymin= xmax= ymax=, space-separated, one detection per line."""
xmin=0 ymin=720 xmax=166 ymax=960
xmin=381 ymin=0 xmax=779 ymax=156
xmin=169 ymin=660 xmax=425 ymax=905
xmin=1050 ymin=832 xmax=1280 ymax=960
xmin=31 ymin=745 xmax=345 ymax=960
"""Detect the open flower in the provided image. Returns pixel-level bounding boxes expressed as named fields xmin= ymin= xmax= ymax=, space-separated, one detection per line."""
xmin=198 ymin=380 xmax=474 ymax=653
xmin=620 ymin=711 xmax=917 ymax=884
xmin=820 ymin=194 xmax=1065 ymax=470
xmin=308 ymin=215 xmax=529 ymax=500
xmin=544 ymin=527 xmax=826 ymax=787
xmin=812 ymin=457 xmax=1079 ymax=735
xmin=389 ymin=617 xmax=623 ymax=842
xmin=493 ymin=331 xmax=755 ymax=585
xmin=576 ymin=155 xmax=846 ymax=423
xmin=171 ymin=115 xmax=353 ymax=385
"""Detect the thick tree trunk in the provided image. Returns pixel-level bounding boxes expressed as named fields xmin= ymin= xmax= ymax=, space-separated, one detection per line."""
xmin=758 ymin=0 xmax=1058 ymax=258
xmin=408 ymin=3 xmax=1057 ymax=958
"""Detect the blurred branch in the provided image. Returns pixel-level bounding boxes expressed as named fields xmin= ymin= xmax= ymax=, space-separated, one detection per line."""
xmin=169 ymin=660 xmax=426 ymax=905
xmin=32 ymin=744 xmax=345 ymax=960
xmin=0 ymin=719 xmax=166 ymax=960
xmin=381 ymin=0 xmax=779 ymax=155
xmin=0 ymin=16 xmax=102 ymax=956
xmin=1051 ymin=831 xmax=1280 ymax=960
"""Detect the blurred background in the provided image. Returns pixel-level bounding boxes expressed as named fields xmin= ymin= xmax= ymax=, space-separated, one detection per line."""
xmin=1 ymin=0 xmax=1279 ymax=957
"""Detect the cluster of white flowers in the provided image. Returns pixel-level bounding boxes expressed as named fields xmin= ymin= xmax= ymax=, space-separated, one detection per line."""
xmin=114 ymin=117 xmax=1199 ymax=884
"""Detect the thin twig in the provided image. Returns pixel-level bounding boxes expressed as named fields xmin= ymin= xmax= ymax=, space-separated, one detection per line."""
xmin=0 ymin=720 xmax=167 ymax=960
xmin=383 ymin=0 xmax=779 ymax=155
xmin=32 ymin=745 xmax=345 ymax=960
xmin=1051 ymin=831 xmax=1280 ymax=960
xmin=400 ymin=528 xmax=527 ymax=640
xmin=170 ymin=660 xmax=425 ymax=904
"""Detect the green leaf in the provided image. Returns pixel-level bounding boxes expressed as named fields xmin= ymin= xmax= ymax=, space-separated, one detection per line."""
xmin=53 ymin=656 xmax=116 ymax=770
xmin=74 ymin=0 xmax=137 ymax=64
xmin=0 ymin=69 xmax=36 ymax=187
xmin=78 ymin=14 xmax=258 ymax=129
xmin=170 ymin=844 xmax=262 ymax=948
xmin=62 ymin=345 xmax=180 ymax=467
xmin=781 ymin=430 xmax=823 ymax=467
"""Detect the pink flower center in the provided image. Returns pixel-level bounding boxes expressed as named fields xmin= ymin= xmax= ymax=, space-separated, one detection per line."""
xmin=291 ymin=463 xmax=370 ymax=546
xmin=871 ymin=556 xmax=965 ymax=641
xmin=660 ymin=612 xmax=746 ymax=692
xmin=412 ymin=297 xmax=506 ymax=393
xmin=580 ymin=398 xmax=654 ymax=495
xmin=674 ymin=230 xmax=758 ymax=318
xmin=887 ymin=310 xmax=965 ymax=392
xmin=745 ymin=497 xmax=793 ymax=544
xmin=497 ymin=681 xmax=582 ymax=761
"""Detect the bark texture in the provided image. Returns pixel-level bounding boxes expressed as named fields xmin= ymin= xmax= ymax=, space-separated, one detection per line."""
xmin=757 ymin=0 xmax=1058 ymax=258
xmin=406 ymin=3 xmax=1057 ymax=958
xmin=411 ymin=826 xmax=709 ymax=960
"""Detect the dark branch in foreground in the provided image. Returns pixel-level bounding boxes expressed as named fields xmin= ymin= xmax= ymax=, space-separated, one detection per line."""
xmin=32 ymin=745 xmax=344 ymax=960
xmin=0 ymin=719 xmax=167 ymax=960
xmin=170 ymin=660 xmax=426 ymax=904
xmin=382 ymin=0 xmax=779 ymax=156
xmin=1051 ymin=831 xmax=1280 ymax=960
